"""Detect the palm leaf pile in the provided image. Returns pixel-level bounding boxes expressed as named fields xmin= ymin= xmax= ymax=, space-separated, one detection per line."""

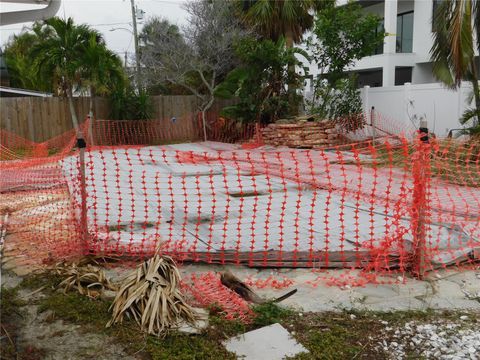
xmin=55 ymin=260 xmax=116 ymax=299
xmin=106 ymin=255 xmax=199 ymax=336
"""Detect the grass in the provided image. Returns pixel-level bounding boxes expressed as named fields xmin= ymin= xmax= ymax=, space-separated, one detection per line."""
xmin=1 ymin=286 xmax=25 ymax=358
xmin=14 ymin=270 xmax=480 ymax=360
xmin=19 ymin=271 xmax=63 ymax=290
xmin=252 ymin=302 xmax=295 ymax=327
xmin=1 ymin=286 xmax=26 ymax=316
xmin=145 ymin=334 xmax=236 ymax=360
xmin=19 ymin=273 xmax=295 ymax=359
xmin=37 ymin=292 xmax=112 ymax=325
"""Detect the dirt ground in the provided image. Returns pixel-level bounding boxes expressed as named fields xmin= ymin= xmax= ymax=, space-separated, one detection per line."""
xmin=1 ymin=267 xmax=479 ymax=360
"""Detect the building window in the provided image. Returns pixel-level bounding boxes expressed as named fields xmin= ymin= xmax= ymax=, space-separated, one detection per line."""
xmin=373 ymin=19 xmax=384 ymax=55
xmin=396 ymin=11 xmax=413 ymax=53
xmin=395 ymin=67 xmax=412 ymax=86
xmin=356 ymin=69 xmax=383 ymax=88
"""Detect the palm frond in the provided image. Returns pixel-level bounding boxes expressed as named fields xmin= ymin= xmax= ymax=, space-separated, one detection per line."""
xmin=431 ymin=0 xmax=476 ymax=87
xmin=55 ymin=259 xmax=117 ymax=299
xmin=107 ymin=255 xmax=199 ymax=336
xmin=460 ymin=107 xmax=480 ymax=125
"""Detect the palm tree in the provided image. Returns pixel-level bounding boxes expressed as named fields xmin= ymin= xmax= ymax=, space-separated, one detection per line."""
xmin=80 ymin=34 xmax=126 ymax=142
xmin=431 ymin=0 xmax=480 ymax=128
xmin=240 ymin=0 xmax=334 ymax=113
xmin=32 ymin=17 xmax=98 ymax=137
xmin=241 ymin=0 xmax=331 ymax=46
xmin=4 ymin=22 xmax=54 ymax=92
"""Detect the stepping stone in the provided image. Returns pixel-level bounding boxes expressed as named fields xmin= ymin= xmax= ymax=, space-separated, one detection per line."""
xmin=223 ymin=323 xmax=308 ymax=360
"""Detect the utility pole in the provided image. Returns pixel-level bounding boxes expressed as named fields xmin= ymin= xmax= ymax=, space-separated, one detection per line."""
xmin=130 ymin=0 xmax=141 ymax=90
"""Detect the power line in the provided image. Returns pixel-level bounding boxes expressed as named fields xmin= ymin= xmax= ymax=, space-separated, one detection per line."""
xmin=1 ymin=21 xmax=132 ymax=31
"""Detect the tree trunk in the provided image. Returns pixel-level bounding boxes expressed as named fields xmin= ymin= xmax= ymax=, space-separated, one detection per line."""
xmin=89 ymin=87 xmax=95 ymax=145
xmin=470 ymin=59 xmax=480 ymax=127
xmin=472 ymin=79 xmax=480 ymax=127
xmin=285 ymin=29 xmax=299 ymax=116
xmin=67 ymin=88 xmax=83 ymax=139
xmin=200 ymin=96 xmax=215 ymax=142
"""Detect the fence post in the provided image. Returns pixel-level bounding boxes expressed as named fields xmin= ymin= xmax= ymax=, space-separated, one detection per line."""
xmin=370 ymin=106 xmax=376 ymax=146
xmin=77 ymin=137 xmax=89 ymax=253
xmin=411 ymin=119 xmax=430 ymax=279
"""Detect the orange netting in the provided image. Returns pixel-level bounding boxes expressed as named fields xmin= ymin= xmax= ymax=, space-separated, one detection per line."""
xmin=1 ymin=112 xmax=479 ymax=288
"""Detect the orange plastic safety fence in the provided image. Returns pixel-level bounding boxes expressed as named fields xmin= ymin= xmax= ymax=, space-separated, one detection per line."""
xmin=181 ymin=272 xmax=254 ymax=323
xmin=1 ymin=113 xmax=479 ymax=283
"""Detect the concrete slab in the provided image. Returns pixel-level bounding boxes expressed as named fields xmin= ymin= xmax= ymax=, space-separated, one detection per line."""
xmin=179 ymin=265 xmax=480 ymax=313
xmin=59 ymin=143 xmax=479 ymax=266
xmin=223 ymin=323 xmax=308 ymax=360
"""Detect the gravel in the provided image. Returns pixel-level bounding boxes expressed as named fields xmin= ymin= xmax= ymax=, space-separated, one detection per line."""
xmin=378 ymin=319 xmax=480 ymax=359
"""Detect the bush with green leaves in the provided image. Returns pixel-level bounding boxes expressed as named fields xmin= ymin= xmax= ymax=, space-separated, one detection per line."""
xmin=306 ymin=76 xmax=365 ymax=131
xmin=307 ymin=2 xmax=385 ymax=85
xmin=215 ymin=37 xmax=309 ymax=123
xmin=109 ymin=86 xmax=153 ymax=120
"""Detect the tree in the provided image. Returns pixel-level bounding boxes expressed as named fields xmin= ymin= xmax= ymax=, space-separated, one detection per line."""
xmin=241 ymin=0 xmax=332 ymax=45
xmin=3 ymin=22 xmax=54 ymax=92
xmin=308 ymin=2 xmax=385 ymax=85
xmin=138 ymin=18 xmax=188 ymax=95
xmin=215 ymin=37 xmax=309 ymax=123
xmin=31 ymin=17 xmax=125 ymax=137
xmin=240 ymin=0 xmax=334 ymax=110
xmin=431 ymin=0 xmax=480 ymax=131
xmin=32 ymin=17 xmax=99 ymax=136
xmin=306 ymin=3 xmax=384 ymax=121
xmin=80 ymin=34 xmax=126 ymax=142
xmin=140 ymin=1 xmax=248 ymax=140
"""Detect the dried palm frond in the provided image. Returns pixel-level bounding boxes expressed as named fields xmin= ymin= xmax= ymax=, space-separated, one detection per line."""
xmin=106 ymin=254 xmax=199 ymax=336
xmin=55 ymin=260 xmax=116 ymax=299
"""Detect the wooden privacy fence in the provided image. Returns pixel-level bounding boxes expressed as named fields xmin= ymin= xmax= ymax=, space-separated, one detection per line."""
xmin=0 ymin=95 xmax=235 ymax=143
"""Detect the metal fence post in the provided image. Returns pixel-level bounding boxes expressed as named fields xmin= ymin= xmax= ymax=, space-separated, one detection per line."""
xmin=370 ymin=106 xmax=376 ymax=146
xmin=411 ymin=119 xmax=430 ymax=279
xmin=77 ymin=137 xmax=89 ymax=253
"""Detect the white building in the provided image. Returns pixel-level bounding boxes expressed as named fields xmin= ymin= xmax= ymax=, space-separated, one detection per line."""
xmin=307 ymin=0 xmax=480 ymax=137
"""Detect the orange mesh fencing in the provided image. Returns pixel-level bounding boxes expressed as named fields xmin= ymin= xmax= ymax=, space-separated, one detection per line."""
xmin=1 ymin=113 xmax=479 ymax=285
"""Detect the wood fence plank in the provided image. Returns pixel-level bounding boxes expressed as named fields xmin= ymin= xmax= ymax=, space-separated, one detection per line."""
xmin=0 ymin=96 xmax=234 ymax=143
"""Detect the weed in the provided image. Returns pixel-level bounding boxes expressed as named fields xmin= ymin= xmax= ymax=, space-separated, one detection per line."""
xmin=1 ymin=287 xmax=26 ymax=359
xmin=252 ymin=303 xmax=294 ymax=327
xmin=208 ymin=314 xmax=246 ymax=339
xmin=290 ymin=325 xmax=362 ymax=360
xmin=1 ymin=286 xmax=26 ymax=316
xmin=37 ymin=292 xmax=111 ymax=326
xmin=145 ymin=333 xmax=236 ymax=360
xmin=20 ymin=272 xmax=63 ymax=290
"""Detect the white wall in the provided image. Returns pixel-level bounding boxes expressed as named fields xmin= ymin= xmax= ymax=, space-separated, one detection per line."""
xmin=412 ymin=63 xmax=435 ymax=84
xmin=361 ymin=82 xmax=475 ymax=137
xmin=412 ymin=0 xmax=434 ymax=62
